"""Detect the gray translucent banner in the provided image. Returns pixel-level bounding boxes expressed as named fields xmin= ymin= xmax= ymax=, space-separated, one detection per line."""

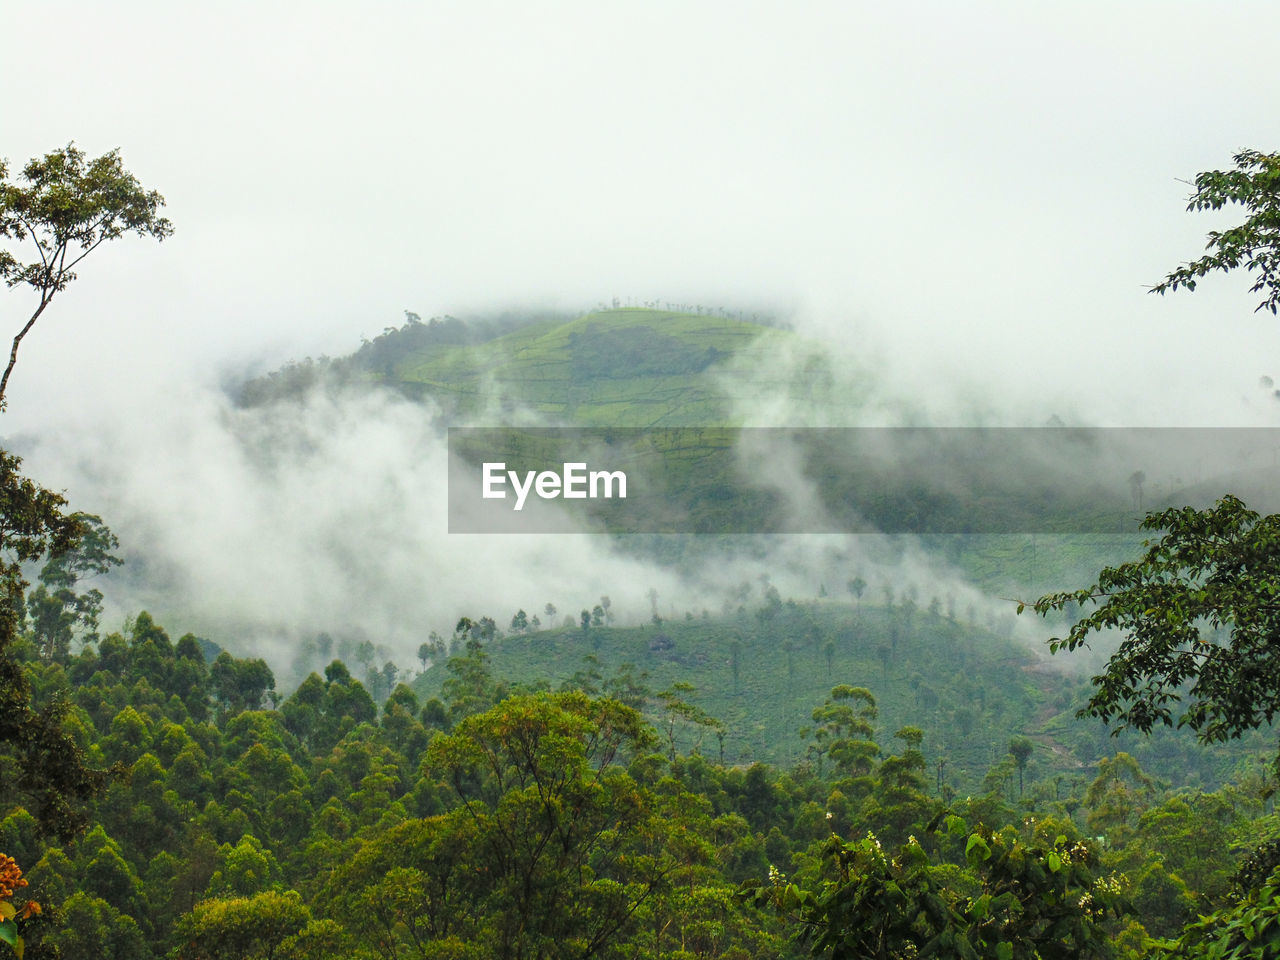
xmin=447 ymin=427 xmax=1280 ymax=534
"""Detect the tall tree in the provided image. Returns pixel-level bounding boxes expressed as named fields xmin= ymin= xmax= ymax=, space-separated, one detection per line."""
xmin=0 ymin=143 xmax=172 ymax=408
xmin=1009 ymin=736 xmax=1034 ymax=797
xmin=26 ymin=512 xmax=121 ymax=661
xmin=417 ymin=692 xmax=673 ymax=959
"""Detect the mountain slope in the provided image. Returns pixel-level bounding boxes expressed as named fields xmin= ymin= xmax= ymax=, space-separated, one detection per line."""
xmin=412 ymin=601 xmax=1269 ymax=794
xmin=391 ymin=308 xmax=795 ymax=425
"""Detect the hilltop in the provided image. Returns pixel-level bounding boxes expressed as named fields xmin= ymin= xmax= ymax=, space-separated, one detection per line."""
xmin=233 ymin=306 xmax=1154 ymax=587
xmin=395 ymin=308 xmax=784 ymax=426
xmin=239 ymin=307 xmax=839 ymax=427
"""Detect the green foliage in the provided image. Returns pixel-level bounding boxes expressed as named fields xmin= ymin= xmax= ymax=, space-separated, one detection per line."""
xmin=1151 ymin=149 xmax=1280 ymax=315
xmin=0 ymin=451 xmax=110 ymax=840
xmin=657 ymin=681 xmax=722 ymax=761
xmin=321 ymin=812 xmax=483 ymax=957
xmin=0 ymin=143 xmax=172 ymax=407
xmin=807 ymin=685 xmax=878 ymax=780
xmin=314 ymin=692 xmax=681 ymax=958
xmin=173 ymin=890 xmax=309 ymax=960
xmin=1035 ymin=496 xmax=1280 ymax=743
xmin=1154 ymin=866 xmax=1280 ymax=959
xmin=421 ymin=601 xmax=1117 ymax=787
xmin=210 ymin=652 xmax=276 ymax=717
xmin=27 ymin=513 xmax=120 ymax=662
xmin=3 ymin=596 xmax=1276 ymax=958
xmin=861 ymin=727 xmax=937 ymax=847
xmin=0 ymin=605 xmax=1272 ymax=959
xmin=1084 ymin=753 xmax=1156 ymax=849
xmin=205 ymin=835 xmax=283 ymax=899
xmin=1008 ymin=737 xmax=1034 ymax=798
xmin=48 ymin=890 xmax=147 ymax=960
xmin=394 ymin=308 xmax=783 ymax=427
xmin=748 ymin=816 xmax=1127 ymax=959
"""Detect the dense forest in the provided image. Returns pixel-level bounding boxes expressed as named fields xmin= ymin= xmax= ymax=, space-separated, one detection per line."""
xmin=3 ymin=555 xmax=1280 ymax=959
xmin=4 ymin=580 xmax=1280 ymax=959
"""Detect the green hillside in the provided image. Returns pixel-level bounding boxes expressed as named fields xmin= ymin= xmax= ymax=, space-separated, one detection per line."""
xmin=389 ymin=307 xmax=807 ymax=425
xmin=411 ymin=600 xmax=1270 ymax=797
xmin=239 ymin=306 xmax=855 ymax=424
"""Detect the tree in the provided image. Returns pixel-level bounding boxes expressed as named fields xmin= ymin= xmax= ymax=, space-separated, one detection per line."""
xmin=27 ymin=512 xmax=120 ymax=663
xmin=354 ymin=639 xmax=376 ymax=676
xmin=1033 ymin=497 xmax=1280 ymax=744
xmin=657 ymin=681 xmax=720 ymax=760
xmin=419 ymin=692 xmax=673 ymax=959
xmin=1128 ymin=470 xmax=1146 ymax=511
xmin=0 ymin=143 xmax=172 ymax=408
xmin=378 ymin=660 xmax=399 ymax=701
xmin=1151 ymin=149 xmax=1280 ymax=315
xmin=321 ymin=812 xmax=484 ymax=957
xmin=1034 ymin=149 xmax=1280 ymax=748
xmin=173 ymin=889 xmax=310 ymax=960
xmin=807 ymin=685 xmax=878 ymax=779
xmin=47 ymin=890 xmax=146 ymax=960
xmin=0 ymin=451 xmax=110 ymax=839
xmin=210 ymin=652 xmax=275 ymax=716
xmin=1009 ymin=736 xmax=1034 ymax=797
xmin=747 ymin=816 xmax=1126 ymax=960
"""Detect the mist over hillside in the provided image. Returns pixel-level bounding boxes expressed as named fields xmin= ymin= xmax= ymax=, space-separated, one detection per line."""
xmin=22 ymin=303 xmax=1266 ymax=681
xmin=5 ymin=313 xmax=1010 ymax=644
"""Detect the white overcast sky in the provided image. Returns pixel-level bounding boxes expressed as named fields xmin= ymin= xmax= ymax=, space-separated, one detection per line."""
xmin=5 ymin=1 xmax=1280 ymax=431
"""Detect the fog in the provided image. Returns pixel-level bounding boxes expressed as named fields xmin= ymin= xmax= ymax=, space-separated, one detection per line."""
xmin=5 ymin=3 xmax=1280 ymax=671
xmin=10 ymin=333 xmax=1112 ymax=675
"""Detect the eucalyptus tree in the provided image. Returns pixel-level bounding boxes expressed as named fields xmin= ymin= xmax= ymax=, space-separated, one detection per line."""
xmin=0 ymin=143 xmax=172 ymax=408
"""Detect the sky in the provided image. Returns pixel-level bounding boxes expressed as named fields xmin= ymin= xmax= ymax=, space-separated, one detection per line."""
xmin=4 ymin=1 xmax=1279 ymax=428
xmin=3 ymin=2 xmax=1280 ymax=663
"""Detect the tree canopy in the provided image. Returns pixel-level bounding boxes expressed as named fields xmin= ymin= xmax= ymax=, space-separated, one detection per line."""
xmin=0 ymin=142 xmax=172 ymax=408
xmin=0 ymin=451 xmax=108 ymax=840
xmin=1034 ymin=496 xmax=1280 ymax=743
xmin=1151 ymin=148 xmax=1280 ymax=315
xmin=1035 ymin=149 xmax=1280 ymax=748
